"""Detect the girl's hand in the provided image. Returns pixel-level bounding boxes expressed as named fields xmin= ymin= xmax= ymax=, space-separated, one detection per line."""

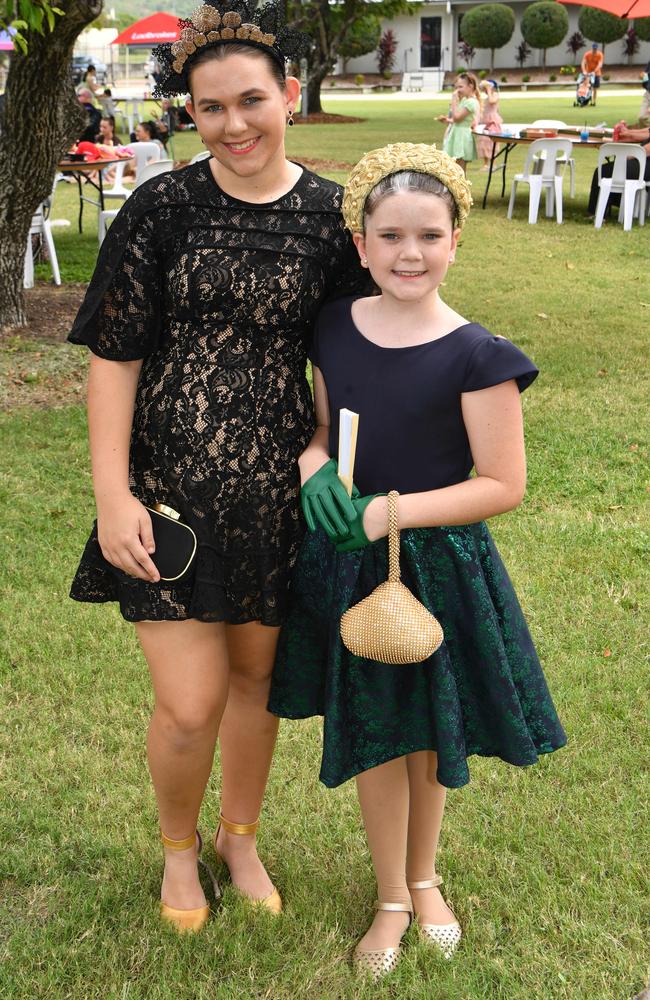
xmin=97 ymin=493 xmax=160 ymax=582
xmin=362 ymin=495 xmax=389 ymax=543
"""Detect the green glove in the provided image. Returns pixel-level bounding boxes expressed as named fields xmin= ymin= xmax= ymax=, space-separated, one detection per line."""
xmin=335 ymin=493 xmax=387 ymax=553
xmin=301 ymin=459 xmax=357 ymax=540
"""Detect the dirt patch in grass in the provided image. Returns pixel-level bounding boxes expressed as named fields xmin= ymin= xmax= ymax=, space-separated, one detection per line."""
xmin=0 ymin=284 xmax=88 ymax=411
xmin=292 ymin=112 xmax=364 ymax=125
xmin=298 ymin=157 xmax=354 ymax=173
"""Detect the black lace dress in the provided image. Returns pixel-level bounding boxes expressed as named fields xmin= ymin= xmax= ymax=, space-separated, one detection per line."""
xmin=68 ymin=160 xmax=365 ymax=625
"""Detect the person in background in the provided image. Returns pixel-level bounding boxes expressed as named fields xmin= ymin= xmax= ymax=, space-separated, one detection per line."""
xmin=440 ymin=72 xmax=481 ymax=174
xmin=581 ymin=43 xmax=604 ymax=105
xmin=99 ymin=87 xmax=118 ymax=119
xmin=122 ymin=121 xmax=166 ymax=179
xmin=476 ymin=79 xmax=503 ymax=171
xmin=639 ymin=60 xmax=650 ymax=126
xmin=95 ymin=114 xmax=120 ymax=146
xmin=587 ymin=120 xmax=650 ymax=216
xmin=76 ymin=64 xmax=101 ymax=101
xmin=77 ymin=88 xmax=102 ymax=144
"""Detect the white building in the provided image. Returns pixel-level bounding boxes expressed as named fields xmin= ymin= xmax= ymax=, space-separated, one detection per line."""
xmin=345 ymin=0 xmax=650 ymax=86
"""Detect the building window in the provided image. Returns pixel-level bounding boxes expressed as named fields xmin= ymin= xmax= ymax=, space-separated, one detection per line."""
xmin=421 ymin=16 xmax=441 ymax=68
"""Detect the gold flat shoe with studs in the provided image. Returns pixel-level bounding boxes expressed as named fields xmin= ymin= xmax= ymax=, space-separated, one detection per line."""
xmin=407 ymin=875 xmax=462 ymax=959
xmin=159 ymin=830 xmax=220 ymax=933
xmin=353 ymin=900 xmax=413 ymax=981
xmin=214 ymin=814 xmax=282 ymax=914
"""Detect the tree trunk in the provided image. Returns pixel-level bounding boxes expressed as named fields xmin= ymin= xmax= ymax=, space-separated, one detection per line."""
xmin=0 ymin=0 xmax=101 ymax=330
xmin=306 ymin=62 xmax=331 ymax=114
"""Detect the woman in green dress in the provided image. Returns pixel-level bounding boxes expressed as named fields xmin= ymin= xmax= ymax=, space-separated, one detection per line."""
xmin=441 ymin=72 xmax=481 ymax=173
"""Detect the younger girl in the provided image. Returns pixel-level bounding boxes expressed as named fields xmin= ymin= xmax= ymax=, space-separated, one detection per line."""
xmin=269 ymin=144 xmax=566 ymax=980
xmin=476 ymin=78 xmax=503 ymax=170
xmin=441 ymin=72 xmax=481 ymax=173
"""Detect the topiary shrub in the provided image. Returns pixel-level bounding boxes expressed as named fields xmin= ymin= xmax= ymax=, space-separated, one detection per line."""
xmin=354 ymin=73 xmax=365 ymax=87
xmin=521 ymin=1 xmax=569 ymax=68
xmin=458 ymin=3 xmax=515 ymax=72
xmin=500 ymin=74 xmax=507 ymax=82
xmin=578 ymin=7 xmax=626 ymax=55
xmin=522 ymin=74 xmax=530 ymax=82
xmin=549 ymin=73 xmax=556 ymax=81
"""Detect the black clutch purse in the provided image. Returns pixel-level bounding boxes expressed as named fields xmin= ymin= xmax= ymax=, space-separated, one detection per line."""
xmin=145 ymin=503 xmax=197 ymax=581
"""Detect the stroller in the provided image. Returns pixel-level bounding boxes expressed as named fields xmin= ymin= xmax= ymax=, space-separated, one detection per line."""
xmin=574 ymin=72 xmax=595 ymax=107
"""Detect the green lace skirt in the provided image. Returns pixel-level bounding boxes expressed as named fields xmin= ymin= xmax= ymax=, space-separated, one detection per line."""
xmin=269 ymin=522 xmax=566 ymax=788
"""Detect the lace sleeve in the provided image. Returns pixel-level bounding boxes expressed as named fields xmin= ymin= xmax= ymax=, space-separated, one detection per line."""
xmin=68 ymin=189 xmax=163 ymax=361
xmin=326 ymin=227 xmax=372 ymax=301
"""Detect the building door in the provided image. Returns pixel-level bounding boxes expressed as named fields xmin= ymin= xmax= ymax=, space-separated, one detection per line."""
xmin=420 ymin=16 xmax=442 ymax=68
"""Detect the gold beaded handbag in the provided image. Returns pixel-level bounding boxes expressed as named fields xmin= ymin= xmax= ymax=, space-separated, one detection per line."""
xmin=340 ymin=491 xmax=444 ymax=665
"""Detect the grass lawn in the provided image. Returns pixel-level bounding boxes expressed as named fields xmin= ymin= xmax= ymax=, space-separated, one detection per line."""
xmin=1 ymin=94 xmax=649 ymax=999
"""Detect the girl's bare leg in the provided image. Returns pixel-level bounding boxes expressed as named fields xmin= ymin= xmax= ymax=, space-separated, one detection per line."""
xmin=137 ymin=618 xmax=230 ymax=910
xmin=355 ymin=757 xmax=412 ymax=950
xmin=405 ymin=751 xmax=456 ymax=924
xmin=457 ymin=158 xmax=467 ymax=174
xmin=216 ymin=622 xmax=280 ymax=899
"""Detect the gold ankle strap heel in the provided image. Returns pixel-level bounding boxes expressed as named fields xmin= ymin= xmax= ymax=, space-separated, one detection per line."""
xmin=159 ymin=829 xmax=220 ymax=933
xmin=214 ymin=813 xmax=282 ymax=914
xmin=353 ymin=900 xmax=413 ymax=981
xmin=407 ymin=874 xmax=462 ymax=959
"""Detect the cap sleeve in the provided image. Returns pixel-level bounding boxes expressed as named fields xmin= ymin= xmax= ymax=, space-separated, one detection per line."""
xmin=68 ymin=191 xmax=162 ymax=361
xmin=463 ymin=334 xmax=538 ymax=394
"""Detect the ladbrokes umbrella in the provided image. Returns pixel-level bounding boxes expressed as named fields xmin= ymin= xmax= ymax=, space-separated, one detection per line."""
xmin=112 ymin=12 xmax=180 ymax=46
xmin=558 ymin=0 xmax=650 ymax=16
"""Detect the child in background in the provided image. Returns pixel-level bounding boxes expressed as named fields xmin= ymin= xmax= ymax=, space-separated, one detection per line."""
xmin=269 ymin=143 xmax=566 ymax=982
xmin=476 ymin=78 xmax=503 ymax=170
xmin=441 ymin=72 xmax=481 ymax=173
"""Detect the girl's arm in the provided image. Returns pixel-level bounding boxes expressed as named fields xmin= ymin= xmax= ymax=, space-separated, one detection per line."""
xmin=298 ymin=365 xmax=332 ymax=484
xmin=450 ymin=100 xmax=471 ymax=123
xmin=363 ymin=379 xmax=527 ymax=539
xmin=88 ymin=354 xmax=159 ymax=582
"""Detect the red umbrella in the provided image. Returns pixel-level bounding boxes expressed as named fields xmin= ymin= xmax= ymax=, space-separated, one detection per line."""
xmin=559 ymin=0 xmax=650 ymax=16
xmin=112 ymin=11 xmax=180 ymax=46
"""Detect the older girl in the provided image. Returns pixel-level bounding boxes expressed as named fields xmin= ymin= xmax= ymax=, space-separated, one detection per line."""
xmin=68 ymin=0 xmax=365 ymax=933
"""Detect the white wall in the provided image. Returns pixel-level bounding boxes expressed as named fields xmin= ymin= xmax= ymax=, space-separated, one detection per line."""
xmin=343 ymin=1 xmax=650 ymax=74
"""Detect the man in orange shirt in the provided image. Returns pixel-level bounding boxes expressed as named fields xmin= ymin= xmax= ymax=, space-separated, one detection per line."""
xmin=581 ymin=43 xmax=604 ymax=105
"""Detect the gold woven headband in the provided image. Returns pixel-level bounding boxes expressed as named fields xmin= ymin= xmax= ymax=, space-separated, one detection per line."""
xmin=170 ymin=6 xmax=276 ymax=76
xmin=342 ymin=143 xmax=473 ymax=232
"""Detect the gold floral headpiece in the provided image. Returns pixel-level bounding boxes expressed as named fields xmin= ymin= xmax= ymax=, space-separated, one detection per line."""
xmin=153 ymin=0 xmax=308 ymax=98
xmin=342 ymin=143 xmax=473 ymax=232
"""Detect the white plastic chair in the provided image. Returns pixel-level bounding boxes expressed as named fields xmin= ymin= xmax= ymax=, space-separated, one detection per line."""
xmin=99 ymin=159 xmax=174 ymax=243
xmin=531 ymin=119 xmax=576 ymax=197
xmin=24 ymin=203 xmax=61 ymax=287
xmin=507 ymin=138 xmax=573 ymax=225
xmin=102 ymin=158 xmax=132 ymax=205
xmin=594 ymin=143 xmax=647 ymax=231
xmin=190 ymin=149 xmax=211 ymax=163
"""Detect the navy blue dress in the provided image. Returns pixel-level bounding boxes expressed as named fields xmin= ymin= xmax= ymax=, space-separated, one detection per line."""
xmin=268 ymin=297 xmax=566 ymax=789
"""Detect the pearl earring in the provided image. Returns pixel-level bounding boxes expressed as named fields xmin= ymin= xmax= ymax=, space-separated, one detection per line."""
xmin=361 ymin=257 xmax=368 ymax=266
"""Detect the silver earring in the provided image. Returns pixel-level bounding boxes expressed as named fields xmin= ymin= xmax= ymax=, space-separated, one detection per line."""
xmin=287 ymin=109 xmax=294 ymax=126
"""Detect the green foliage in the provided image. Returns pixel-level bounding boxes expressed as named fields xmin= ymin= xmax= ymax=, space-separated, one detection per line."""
xmin=633 ymin=16 xmax=650 ymax=43
xmin=459 ymin=3 xmax=515 ymax=55
xmin=521 ymin=1 xmax=569 ymax=54
xmin=1 ymin=0 xmax=63 ymax=52
xmin=334 ymin=11 xmax=380 ymax=63
xmin=578 ymin=7 xmax=627 ymax=45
